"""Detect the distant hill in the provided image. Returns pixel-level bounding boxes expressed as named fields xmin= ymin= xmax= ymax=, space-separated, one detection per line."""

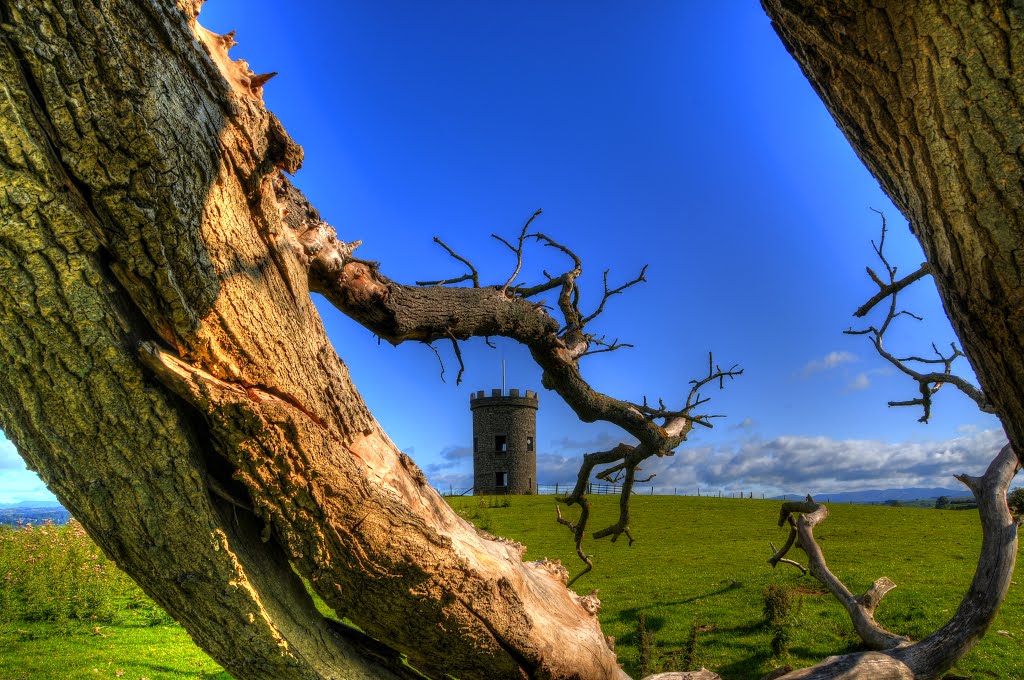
xmin=772 ymin=487 xmax=966 ymax=505
xmin=0 ymin=501 xmax=70 ymax=526
xmin=0 ymin=499 xmax=64 ymax=509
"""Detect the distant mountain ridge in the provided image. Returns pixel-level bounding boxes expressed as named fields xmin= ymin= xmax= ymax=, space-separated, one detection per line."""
xmin=0 ymin=499 xmax=64 ymax=509
xmin=772 ymin=487 xmax=967 ymax=504
xmin=0 ymin=500 xmax=70 ymax=526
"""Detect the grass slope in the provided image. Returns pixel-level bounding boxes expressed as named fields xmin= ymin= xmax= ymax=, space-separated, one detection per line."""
xmin=1 ymin=497 xmax=1020 ymax=679
xmin=448 ymin=495 xmax=1023 ymax=679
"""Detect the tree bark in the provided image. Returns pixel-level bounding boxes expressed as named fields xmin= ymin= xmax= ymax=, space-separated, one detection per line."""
xmin=760 ymin=2 xmax=1023 ymax=678
xmin=2 ymin=1 xmax=1019 ymax=678
xmin=0 ymin=1 xmax=624 ymax=678
xmin=761 ymin=1 xmax=1024 ymax=458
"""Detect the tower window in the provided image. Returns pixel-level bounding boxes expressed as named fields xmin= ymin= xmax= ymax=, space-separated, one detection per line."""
xmin=495 ymin=435 xmax=507 ymax=453
xmin=526 ymin=436 xmax=534 ymax=452
xmin=495 ymin=471 xmax=508 ymax=488
xmin=473 ymin=437 xmax=478 ymax=453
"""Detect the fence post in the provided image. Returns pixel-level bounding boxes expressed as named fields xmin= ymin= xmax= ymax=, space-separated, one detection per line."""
xmin=555 ymin=483 xmax=559 ymax=495
xmin=650 ymin=485 xmax=654 ymax=495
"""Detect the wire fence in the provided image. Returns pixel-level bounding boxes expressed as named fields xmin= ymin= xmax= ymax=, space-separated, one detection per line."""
xmin=433 ymin=485 xmax=967 ymax=509
xmin=435 ymin=484 xmax=774 ymax=499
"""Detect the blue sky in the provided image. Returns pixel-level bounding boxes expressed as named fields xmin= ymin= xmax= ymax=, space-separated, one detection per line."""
xmin=0 ymin=2 xmax=1006 ymax=503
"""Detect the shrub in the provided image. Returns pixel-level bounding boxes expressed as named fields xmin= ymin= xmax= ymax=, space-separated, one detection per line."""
xmin=1008 ymin=487 xmax=1024 ymax=514
xmin=763 ymin=583 xmax=800 ymax=658
xmin=637 ymin=610 xmax=657 ymax=676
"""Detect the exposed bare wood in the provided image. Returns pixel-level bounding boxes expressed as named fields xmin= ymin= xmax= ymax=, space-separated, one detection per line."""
xmin=0 ymin=2 xmax=632 ymax=677
xmin=772 ymin=446 xmax=1019 ymax=679
xmin=777 ymin=497 xmax=910 ymax=651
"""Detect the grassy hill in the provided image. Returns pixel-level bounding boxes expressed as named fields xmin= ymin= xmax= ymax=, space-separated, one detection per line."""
xmin=1 ymin=496 xmax=1020 ymax=679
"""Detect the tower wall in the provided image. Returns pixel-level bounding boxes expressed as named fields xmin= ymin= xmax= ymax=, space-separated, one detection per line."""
xmin=470 ymin=388 xmax=538 ymax=494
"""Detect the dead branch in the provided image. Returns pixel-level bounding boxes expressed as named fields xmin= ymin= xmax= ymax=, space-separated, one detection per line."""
xmin=280 ymin=182 xmax=744 ymax=576
xmin=582 ymin=266 xmax=649 ymax=327
xmin=447 ymin=331 xmax=466 ymax=385
xmin=845 ymin=211 xmax=994 ymax=422
xmin=768 ymin=541 xmax=807 ymax=575
xmin=774 ymin=495 xmax=910 ymax=650
xmin=496 ymin=209 xmax=542 ymax=294
xmin=287 ymin=195 xmax=749 ymax=621
xmin=415 ymin=237 xmax=480 ymax=287
xmin=579 ymin=336 xmax=634 ymax=358
xmin=854 ymin=265 xmax=931 ymax=319
xmin=555 ymin=504 xmax=594 ymax=587
xmin=775 ymin=445 xmax=1019 ymax=680
xmin=767 ymin=515 xmax=806 ymax=574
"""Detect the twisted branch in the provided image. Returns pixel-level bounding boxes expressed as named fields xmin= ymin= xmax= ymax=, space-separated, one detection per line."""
xmin=279 ymin=177 xmax=742 ymax=577
xmin=775 ymin=496 xmax=909 ymax=651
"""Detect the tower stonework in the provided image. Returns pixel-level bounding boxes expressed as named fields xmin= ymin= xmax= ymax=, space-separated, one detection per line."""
xmin=470 ymin=388 xmax=538 ymax=494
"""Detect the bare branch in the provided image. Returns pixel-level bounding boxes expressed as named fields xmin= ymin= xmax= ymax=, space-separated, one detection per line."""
xmin=848 ymin=211 xmax=994 ymax=421
xmin=415 ymin=237 xmax=480 ymax=288
xmin=426 ymin=342 xmax=446 ymax=383
xmin=447 ymin=332 xmax=465 ymax=385
xmin=581 ymin=265 xmax=649 ymax=326
xmin=579 ymin=337 xmax=634 ymax=358
xmin=854 ymin=264 xmax=931 ymax=318
xmin=284 ymin=186 xmax=743 ymax=574
xmin=555 ymin=505 xmax=594 ymax=587
xmin=768 ymin=540 xmax=808 ymax=575
xmin=496 ymin=209 xmax=542 ymax=295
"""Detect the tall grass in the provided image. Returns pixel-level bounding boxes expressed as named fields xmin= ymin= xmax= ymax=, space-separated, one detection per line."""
xmin=0 ymin=519 xmax=167 ymax=629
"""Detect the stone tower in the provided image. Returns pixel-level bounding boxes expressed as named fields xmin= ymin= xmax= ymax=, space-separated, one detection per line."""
xmin=470 ymin=388 xmax=538 ymax=494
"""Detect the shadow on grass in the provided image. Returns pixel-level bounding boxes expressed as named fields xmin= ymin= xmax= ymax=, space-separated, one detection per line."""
xmin=138 ymin=662 xmax=232 ymax=678
xmin=615 ymin=580 xmax=745 ymax=630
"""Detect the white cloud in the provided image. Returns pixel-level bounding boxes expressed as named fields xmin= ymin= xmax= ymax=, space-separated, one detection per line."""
xmin=639 ymin=428 xmax=1008 ymax=496
xmin=551 ymin=431 xmax=638 ymax=453
xmin=414 ymin=426 xmax=1009 ymax=498
xmin=799 ymin=351 xmax=858 ymax=377
xmin=845 ymin=373 xmax=871 ymax=392
xmin=730 ymin=417 xmax=756 ymax=431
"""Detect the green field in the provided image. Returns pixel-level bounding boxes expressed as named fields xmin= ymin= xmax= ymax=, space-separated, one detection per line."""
xmin=1 ymin=497 xmax=1021 ymax=679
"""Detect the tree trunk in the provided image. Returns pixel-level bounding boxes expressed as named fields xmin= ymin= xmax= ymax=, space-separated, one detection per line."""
xmin=761 ymin=1 xmax=1024 ymax=457
xmin=760 ymin=2 xmax=1022 ymax=678
xmin=0 ymin=1 xmax=623 ymax=678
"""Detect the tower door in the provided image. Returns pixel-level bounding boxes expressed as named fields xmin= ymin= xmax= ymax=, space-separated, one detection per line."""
xmin=495 ymin=471 xmax=508 ymax=489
